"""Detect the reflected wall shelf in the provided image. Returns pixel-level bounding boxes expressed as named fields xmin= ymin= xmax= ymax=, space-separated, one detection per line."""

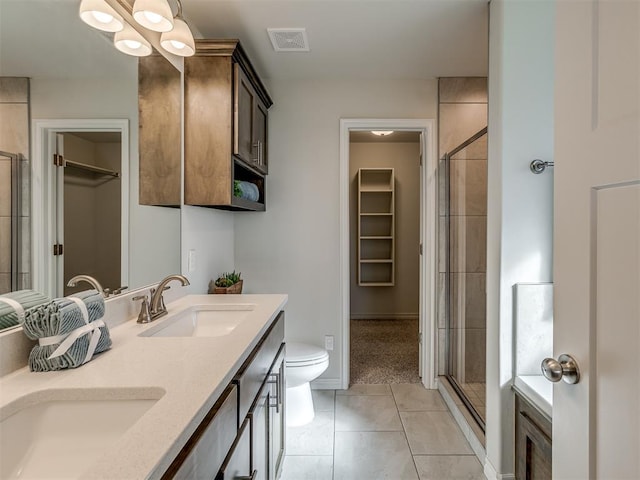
xmin=358 ymin=168 xmax=395 ymax=286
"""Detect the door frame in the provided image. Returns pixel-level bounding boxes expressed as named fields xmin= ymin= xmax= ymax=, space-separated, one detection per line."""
xmin=339 ymin=118 xmax=437 ymax=390
xmin=32 ymin=119 xmax=129 ymax=297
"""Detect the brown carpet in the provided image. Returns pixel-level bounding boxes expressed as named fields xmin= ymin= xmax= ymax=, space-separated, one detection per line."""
xmin=350 ymin=318 xmax=421 ymax=384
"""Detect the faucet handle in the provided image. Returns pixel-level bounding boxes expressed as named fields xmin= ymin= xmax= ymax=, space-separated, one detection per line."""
xmin=132 ymin=295 xmax=152 ymax=324
xmin=113 ymin=286 xmax=128 ymax=295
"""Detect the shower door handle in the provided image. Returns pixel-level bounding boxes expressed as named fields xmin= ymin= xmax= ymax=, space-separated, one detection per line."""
xmin=541 ymin=354 xmax=580 ymax=384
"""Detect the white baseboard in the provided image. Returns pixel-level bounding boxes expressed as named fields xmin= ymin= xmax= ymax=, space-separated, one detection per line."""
xmin=484 ymin=459 xmax=515 ymax=480
xmin=311 ymin=378 xmax=343 ymax=390
xmin=350 ymin=313 xmax=419 ymax=320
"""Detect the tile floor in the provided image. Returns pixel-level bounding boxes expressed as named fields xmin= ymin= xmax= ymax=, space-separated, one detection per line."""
xmin=280 ymin=384 xmax=486 ymax=480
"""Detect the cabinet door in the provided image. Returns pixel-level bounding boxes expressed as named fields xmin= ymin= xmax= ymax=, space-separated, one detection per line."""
xmin=269 ymin=346 xmax=285 ymax=480
xmin=249 ymin=381 xmax=270 ymax=480
xmin=253 ymin=99 xmax=268 ymax=175
xmin=217 ymin=419 xmax=252 ymax=480
xmin=234 ymin=64 xmax=256 ymax=166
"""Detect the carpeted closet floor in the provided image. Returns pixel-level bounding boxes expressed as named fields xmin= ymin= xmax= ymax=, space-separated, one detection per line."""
xmin=350 ymin=318 xmax=421 ymax=384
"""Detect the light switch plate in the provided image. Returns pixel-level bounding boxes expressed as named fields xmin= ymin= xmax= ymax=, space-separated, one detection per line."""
xmin=324 ymin=335 xmax=334 ymax=351
xmin=188 ymin=249 xmax=196 ymax=272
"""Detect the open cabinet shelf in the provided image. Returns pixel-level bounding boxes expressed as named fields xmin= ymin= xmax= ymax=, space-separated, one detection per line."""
xmin=357 ymin=168 xmax=395 ymax=286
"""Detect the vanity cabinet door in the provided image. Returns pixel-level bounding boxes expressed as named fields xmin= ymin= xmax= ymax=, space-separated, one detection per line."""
xmin=249 ymin=381 xmax=270 ymax=480
xmin=269 ymin=346 xmax=285 ymax=480
xmin=216 ymin=419 xmax=252 ymax=480
xmin=515 ymin=394 xmax=552 ymax=480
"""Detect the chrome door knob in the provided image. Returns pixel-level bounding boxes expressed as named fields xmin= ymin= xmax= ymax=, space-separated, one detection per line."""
xmin=541 ymin=354 xmax=581 ymax=384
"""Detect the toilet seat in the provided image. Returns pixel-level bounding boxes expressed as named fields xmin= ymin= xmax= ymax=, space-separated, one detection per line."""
xmin=286 ymin=342 xmax=329 ymax=367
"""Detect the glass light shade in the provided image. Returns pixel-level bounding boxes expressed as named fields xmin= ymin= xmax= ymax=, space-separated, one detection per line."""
xmin=114 ymin=24 xmax=152 ymax=57
xmin=79 ymin=0 xmax=124 ymax=32
xmin=160 ymin=18 xmax=195 ymax=56
xmin=133 ymin=0 xmax=174 ymax=32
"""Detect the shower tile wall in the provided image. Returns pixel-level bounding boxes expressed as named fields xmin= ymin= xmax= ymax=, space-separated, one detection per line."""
xmin=437 ymin=78 xmax=487 ymax=385
xmin=0 ymin=78 xmax=31 ymax=294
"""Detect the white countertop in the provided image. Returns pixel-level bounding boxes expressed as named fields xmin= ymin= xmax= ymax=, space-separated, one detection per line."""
xmin=513 ymin=375 xmax=553 ymax=420
xmin=0 ymin=294 xmax=288 ymax=479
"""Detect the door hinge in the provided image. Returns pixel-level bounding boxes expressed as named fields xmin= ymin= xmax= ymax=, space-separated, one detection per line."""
xmin=419 ymin=332 xmax=422 ymax=343
xmin=53 ymin=153 xmax=65 ymax=167
xmin=419 ymin=243 xmax=423 ymax=255
xmin=53 ymin=244 xmax=64 ymax=256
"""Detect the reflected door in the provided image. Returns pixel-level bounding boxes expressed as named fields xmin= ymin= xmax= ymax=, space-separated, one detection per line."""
xmin=53 ymin=132 xmax=122 ymax=296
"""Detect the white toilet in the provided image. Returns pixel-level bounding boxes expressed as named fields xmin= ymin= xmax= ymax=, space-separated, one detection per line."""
xmin=285 ymin=342 xmax=329 ymax=427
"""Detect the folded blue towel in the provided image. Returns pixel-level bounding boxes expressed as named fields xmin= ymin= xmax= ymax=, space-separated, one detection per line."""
xmin=235 ymin=180 xmax=260 ymax=202
xmin=21 ymin=290 xmax=111 ymax=372
xmin=0 ymin=290 xmax=51 ymax=330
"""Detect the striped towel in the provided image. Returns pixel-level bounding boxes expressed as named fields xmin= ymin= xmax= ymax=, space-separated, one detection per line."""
xmin=0 ymin=290 xmax=51 ymax=330
xmin=21 ymin=290 xmax=112 ymax=372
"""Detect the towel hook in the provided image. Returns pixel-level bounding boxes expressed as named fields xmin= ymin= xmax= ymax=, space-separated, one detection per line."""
xmin=530 ymin=159 xmax=554 ymax=174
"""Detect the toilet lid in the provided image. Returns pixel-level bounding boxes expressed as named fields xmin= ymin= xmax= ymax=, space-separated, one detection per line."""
xmin=286 ymin=342 xmax=329 ymax=365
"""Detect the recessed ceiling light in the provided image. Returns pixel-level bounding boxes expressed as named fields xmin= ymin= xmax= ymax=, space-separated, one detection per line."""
xmin=371 ymin=131 xmax=394 ymax=136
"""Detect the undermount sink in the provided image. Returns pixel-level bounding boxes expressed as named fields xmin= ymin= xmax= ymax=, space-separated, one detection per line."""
xmin=0 ymin=388 xmax=164 ymax=479
xmin=139 ymin=304 xmax=256 ymax=338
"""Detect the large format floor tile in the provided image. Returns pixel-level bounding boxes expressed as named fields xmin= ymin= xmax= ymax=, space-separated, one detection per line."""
xmin=391 ymin=384 xmax=448 ymax=412
xmin=335 ymin=394 xmax=402 ymax=431
xmin=413 ymin=455 xmax=484 ymax=480
xmin=336 ymin=384 xmax=392 ymax=396
xmin=334 ymin=431 xmax=419 ymax=480
xmin=401 ymin=411 xmax=474 ymax=455
xmin=311 ymin=389 xmax=335 ymax=411
xmin=279 ymin=455 xmax=333 ymax=480
xmin=286 ymin=410 xmax=334 ymax=455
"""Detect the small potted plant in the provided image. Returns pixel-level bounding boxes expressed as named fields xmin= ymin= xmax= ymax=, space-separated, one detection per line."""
xmin=209 ymin=271 xmax=243 ymax=294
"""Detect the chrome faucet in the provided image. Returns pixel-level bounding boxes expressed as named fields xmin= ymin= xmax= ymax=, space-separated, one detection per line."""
xmin=67 ymin=275 xmax=105 ymax=297
xmin=149 ymin=274 xmax=190 ymax=320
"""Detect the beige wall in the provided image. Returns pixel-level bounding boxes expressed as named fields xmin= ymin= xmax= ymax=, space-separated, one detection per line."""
xmin=234 ymin=78 xmax=438 ymax=383
xmin=0 ymin=77 xmax=30 ymax=294
xmin=437 ymin=78 xmax=488 ymax=383
xmin=349 ymin=141 xmax=420 ymax=318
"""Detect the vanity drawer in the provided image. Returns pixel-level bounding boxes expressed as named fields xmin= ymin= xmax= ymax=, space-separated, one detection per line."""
xmin=163 ymin=384 xmax=238 ymax=479
xmin=234 ymin=311 xmax=284 ymax=424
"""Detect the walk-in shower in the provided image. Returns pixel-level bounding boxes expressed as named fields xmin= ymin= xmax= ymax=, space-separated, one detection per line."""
xmin=439 ymin=127 xmax=488 ymax=429
xmin=0 ymin=150 xmax=30 ymax=294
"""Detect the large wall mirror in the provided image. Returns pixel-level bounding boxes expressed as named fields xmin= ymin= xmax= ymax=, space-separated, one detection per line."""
xmin=0 ymin=0 xmax=182 ymax=319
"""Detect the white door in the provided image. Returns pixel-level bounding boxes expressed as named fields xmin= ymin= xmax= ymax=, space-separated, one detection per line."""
xmin=553 ymin=1 xmax=640 ymax=478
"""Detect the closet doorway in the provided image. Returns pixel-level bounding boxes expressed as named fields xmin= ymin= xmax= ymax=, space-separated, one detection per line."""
xmin=33 ymin=120 xmax=129 ymax=298
xmin=339 ymin=119 xmax=437 ymax=390
xmin=349 ymin=131 xmax=421 ymax=384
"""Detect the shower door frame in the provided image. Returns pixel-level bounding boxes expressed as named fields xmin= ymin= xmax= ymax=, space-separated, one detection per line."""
xmin=442 ymin=127 xmax=488 ymax=431
xmin=0 ymin=151 xmax=23 ymax=292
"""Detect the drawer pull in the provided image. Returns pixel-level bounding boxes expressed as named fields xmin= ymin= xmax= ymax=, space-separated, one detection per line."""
xmin=236 ymin=469 xmax=257 ymax=480
xmin=267 ymin=372 xmax=281 ymax=413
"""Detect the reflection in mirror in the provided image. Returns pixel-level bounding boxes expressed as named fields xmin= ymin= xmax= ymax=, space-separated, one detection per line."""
xmin=0 ymin=0 xmax=182 ymax=331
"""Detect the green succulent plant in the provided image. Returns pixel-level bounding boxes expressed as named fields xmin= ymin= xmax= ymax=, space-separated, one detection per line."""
xmin=214 ymin=270 xmax=242 ymax=287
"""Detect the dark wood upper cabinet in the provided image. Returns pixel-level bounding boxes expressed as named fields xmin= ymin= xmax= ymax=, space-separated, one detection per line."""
xmin=184 ymin=40 xmax=273 ymax=211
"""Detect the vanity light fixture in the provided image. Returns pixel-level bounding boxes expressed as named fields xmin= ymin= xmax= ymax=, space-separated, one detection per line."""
xmin=114 ymin=23 xmax=153 ymax=57
xmin=133 ymin=0 xmax=174 ymax=32
xmin=371 ymin=131 xmax=394 ymax=136
xmin=159 ymin=0 xmax=195 ymax=56
xmin=79 ymin=0 xmax=124 ymax=32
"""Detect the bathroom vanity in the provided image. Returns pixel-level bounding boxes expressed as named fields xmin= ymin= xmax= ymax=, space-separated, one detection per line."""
xmin=0 ymin=293 xmax=287 ymax=480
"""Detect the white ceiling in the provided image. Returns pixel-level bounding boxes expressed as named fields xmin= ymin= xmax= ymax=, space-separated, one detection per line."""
xmin=0 ymin=0 xmax=488 ymax=82
xmin=184 ymin=0 xmax=489 ymax=80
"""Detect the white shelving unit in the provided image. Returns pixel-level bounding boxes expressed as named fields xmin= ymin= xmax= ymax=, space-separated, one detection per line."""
xmin=357 ymin=168 xmax=395 ymax=286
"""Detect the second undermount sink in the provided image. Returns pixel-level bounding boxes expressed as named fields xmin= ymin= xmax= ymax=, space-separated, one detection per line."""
xmin=0 ymin=388 xmax=164 ymax=480
xmin=139 ymin=304 xmax=256 ymax=338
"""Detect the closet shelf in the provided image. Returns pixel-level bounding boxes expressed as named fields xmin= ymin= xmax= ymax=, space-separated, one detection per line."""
xmin=358 ymin=168 xmax=395 ymax=286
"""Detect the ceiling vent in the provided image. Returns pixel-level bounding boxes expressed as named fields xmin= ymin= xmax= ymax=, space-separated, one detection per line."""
xmin=267 ymin=28 xmax=310 ymax=52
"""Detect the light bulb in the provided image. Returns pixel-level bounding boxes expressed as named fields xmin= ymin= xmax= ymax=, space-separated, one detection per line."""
xmin=143 ymin=10 xmax=164 ymax=25
xmin=124 ymin=39 xmax=143 ymax=50
xmin=92 ymin=11 xmax=114 ymax=24
xmin=170 ymin=40 xmax=186 ymax=50
xmin=133 ymin=0 xmax=174 ymax=32
xmin=114 ymin=24 xmax=152 ymax=57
